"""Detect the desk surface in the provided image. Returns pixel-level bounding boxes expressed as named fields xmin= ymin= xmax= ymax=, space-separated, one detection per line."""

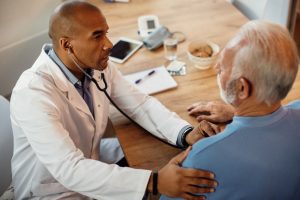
xmin=90 ymin=0 xmax=300 ymax=170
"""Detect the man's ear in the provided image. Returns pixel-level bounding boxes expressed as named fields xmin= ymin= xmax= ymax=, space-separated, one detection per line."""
xmin=237 ymin=77 xmax=251 ymax=100
xmin=59 ymin=37 xmax=71 ymax=52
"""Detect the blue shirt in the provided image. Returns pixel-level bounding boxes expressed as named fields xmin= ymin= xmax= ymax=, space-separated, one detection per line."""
xmin=161 ymin=100 xmax=300 ymax=200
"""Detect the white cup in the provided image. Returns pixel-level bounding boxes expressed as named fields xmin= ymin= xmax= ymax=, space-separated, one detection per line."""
xmin=163 ymin=37 xmax=178 ymax=61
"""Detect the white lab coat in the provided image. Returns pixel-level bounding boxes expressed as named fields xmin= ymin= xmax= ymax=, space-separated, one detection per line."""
xmin=10 ymin=44 xmax=190 ymax=200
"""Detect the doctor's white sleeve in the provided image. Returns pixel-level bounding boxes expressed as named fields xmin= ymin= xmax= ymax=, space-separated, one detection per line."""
xmin=108 ymin=64 xmax=191 ymax=145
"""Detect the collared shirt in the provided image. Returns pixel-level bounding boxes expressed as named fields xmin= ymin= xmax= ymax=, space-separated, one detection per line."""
xmin=48 ymin=48 xmax=94 ymax=117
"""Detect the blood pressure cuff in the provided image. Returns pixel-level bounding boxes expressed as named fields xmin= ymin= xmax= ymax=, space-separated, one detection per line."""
xmin=143 ymin=26 xmax=171 ymax=51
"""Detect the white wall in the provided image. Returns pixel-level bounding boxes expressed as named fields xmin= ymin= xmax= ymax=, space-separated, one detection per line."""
xmin=0 ymin=0 xmax=61 ymax=96
xmin=230 ymin=0 xmax=292 ymax=27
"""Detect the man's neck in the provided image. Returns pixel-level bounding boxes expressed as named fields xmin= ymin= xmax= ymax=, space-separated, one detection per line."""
xmin=55 ymin=48 xmax=85 ymax=80
xmin=235 ymin=100 xmax=282 ymax=117
xmin=67 ymin=67 xmax=85 ymax=80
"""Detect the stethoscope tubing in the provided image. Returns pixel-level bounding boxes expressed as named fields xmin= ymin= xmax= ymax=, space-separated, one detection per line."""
xmin=92 ymin=74 xmax=179 ymax=148
xmin=69 ymin=49 xmax=179 ymax=148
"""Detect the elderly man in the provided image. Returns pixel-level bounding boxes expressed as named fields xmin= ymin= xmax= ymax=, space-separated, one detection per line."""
xmin=161 ymin=20 xmax=300 ymax=200
xmin=10 ymin=1 xmax=217 ymax=200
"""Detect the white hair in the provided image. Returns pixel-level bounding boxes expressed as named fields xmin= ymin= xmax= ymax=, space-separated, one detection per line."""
xmin=229 ymin=20 xmax=299 ymax=105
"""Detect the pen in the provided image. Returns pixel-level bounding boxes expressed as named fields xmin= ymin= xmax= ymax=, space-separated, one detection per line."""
xmin=135 ymin=70 xmax=156 ymax=84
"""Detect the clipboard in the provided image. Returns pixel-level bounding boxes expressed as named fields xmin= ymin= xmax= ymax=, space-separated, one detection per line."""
xmin=124 ymin=66 xmax=178 ymax=94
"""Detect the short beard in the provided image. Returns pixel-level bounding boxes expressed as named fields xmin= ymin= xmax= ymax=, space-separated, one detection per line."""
xmin=217 ymin=74 xmax=237 ymax=105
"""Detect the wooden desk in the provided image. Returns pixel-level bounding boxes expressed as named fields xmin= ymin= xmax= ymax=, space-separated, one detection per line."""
xmin=90 ymin=0 xmax=300 ymax=170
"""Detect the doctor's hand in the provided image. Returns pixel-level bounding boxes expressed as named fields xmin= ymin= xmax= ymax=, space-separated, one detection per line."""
xmin=187 ymin=101 xmax=235 ymax=123
xmin=154 ymin=147 xmax=217 ymax=199
xmin=185 ymin=120 xmax=225 ymax=145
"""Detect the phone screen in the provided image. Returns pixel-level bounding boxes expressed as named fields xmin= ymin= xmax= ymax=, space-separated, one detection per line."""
xmin=110 ymin=40 xmax=140 ymax=60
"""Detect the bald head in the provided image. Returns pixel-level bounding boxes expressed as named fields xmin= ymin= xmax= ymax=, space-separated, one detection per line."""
xmin=48 ymin=0 xmax=101 ymax=49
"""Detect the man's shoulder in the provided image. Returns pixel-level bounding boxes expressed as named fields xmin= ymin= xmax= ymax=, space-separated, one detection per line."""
xmin=285 ymin=100 xmax=300 ymax=110
xmin=13 ymin=64 xmax=55 ymax=94
xmin=185 ymin=126 xmax=238 ymax=163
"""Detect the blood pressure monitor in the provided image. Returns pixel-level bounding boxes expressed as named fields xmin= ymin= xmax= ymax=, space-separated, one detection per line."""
xmin=138 ymin=15 xmax=160 ymax=38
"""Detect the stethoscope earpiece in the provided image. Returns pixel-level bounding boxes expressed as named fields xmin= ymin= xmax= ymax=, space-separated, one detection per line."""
xmin=67 ymin=47 xmax=72 ymax=54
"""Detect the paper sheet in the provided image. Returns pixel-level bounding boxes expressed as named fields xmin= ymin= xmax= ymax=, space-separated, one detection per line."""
xmin=124 ymin=66 xmax=178 ymax=94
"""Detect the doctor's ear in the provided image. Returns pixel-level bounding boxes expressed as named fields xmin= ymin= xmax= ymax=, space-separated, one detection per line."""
xmin=60 ymin=38 xmax=73 ymax=53
xmin=66 ymin=44 xmax=73 ymax=54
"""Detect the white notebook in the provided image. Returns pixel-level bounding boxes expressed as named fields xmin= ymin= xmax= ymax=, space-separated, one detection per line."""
xmin=124 ymin=66 xmax=178 ymax=95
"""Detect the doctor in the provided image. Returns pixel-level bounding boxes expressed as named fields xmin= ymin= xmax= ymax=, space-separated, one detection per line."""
xmin=10 ymin=1 xmax=217 ymax=199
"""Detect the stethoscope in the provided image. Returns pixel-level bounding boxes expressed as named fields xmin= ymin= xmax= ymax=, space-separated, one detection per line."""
xmin=68 ymin=48 xmax=179 ymax=148
xmin=68 ymin=48 xmax=137 ymax=124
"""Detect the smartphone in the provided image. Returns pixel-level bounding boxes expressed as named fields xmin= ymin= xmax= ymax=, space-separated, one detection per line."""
xmin=109 ymin=37 xmax=143 ymax=64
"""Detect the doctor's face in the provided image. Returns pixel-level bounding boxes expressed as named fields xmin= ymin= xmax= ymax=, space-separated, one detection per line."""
xmin=69 ymin=9 xmax=113 ymax=71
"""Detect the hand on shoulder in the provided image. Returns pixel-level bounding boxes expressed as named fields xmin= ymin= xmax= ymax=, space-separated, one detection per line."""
xmin=151 ymin=147 xmax=217 ymax=199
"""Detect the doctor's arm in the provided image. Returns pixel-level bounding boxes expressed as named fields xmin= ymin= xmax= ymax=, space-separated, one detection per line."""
xmin=109 ymin=64 xmax=200 ymax=145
